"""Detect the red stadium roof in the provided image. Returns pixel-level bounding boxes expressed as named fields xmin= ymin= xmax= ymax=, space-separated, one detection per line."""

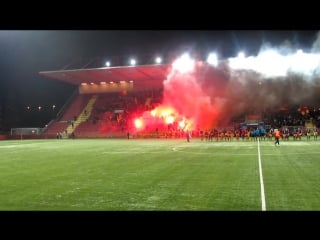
xmin=39 ymin=64 xmax=171 ymax=88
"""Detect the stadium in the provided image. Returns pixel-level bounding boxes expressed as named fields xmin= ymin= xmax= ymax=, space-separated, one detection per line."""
xmin=1 ymin=31 xmax=320 ymax=211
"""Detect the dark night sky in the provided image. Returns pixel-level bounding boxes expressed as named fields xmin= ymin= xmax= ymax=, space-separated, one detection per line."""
xmin=0 ymin=30 xmax=318 ymax=131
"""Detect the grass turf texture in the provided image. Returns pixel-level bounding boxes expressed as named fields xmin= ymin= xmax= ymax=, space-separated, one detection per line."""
xmin=0 ymin=138 xmax=319 ymax=210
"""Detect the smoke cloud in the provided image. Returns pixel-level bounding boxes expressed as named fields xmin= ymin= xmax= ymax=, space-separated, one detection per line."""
xmin=159 ymin=32 xmax=320 ymax=129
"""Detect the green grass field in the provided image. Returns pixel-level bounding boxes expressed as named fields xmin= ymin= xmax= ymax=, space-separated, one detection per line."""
xmin=1 ymin=138 xmax=320 ymax=210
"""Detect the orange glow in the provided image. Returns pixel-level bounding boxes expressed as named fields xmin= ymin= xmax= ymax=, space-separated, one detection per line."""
xmin=178 ymin=120 xmax=185 ymax=129
xmin=165 ymin=115 xmax=175 ymax=124
xmin=151 ymin=106 xmax=176 ymax=118
xmin=133 ymin=104 xmax=197 ymax=132
xmin=134 ymin=118 xmax=143 ymax=129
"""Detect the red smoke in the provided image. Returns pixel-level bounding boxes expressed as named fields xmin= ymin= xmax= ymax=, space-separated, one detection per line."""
xmin=132 ymin=58 xmax=229 ymax=132
xmin=131 ymin=47 xmax=320 ymax=133
xmin=162 ymin=62 xmax=221 ymax=130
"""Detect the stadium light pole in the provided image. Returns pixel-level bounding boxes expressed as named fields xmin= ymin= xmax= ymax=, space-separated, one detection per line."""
xmin=207 ymin=53 xmax=218 ymax=67
xmin=155 ymin=57 xmax=162 ymax=64
xmin=130 ymin=59 xmax=136 ymax=66
xmin=52 ymin=104 xmax=56 ymax=119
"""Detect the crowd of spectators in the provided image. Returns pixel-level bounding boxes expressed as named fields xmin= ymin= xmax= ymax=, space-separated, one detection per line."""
xmin=74 ymin=89 xmax=320 ymax=138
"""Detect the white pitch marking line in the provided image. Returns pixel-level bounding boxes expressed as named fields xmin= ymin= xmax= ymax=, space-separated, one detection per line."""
xmin=257 ymin=139 xmax=266 ymax=211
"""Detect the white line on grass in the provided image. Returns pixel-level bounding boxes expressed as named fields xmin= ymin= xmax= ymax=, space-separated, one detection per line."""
xmin=101 ymin=151 xmax=165 ymax=154
xmin=257 ymin=139 xmax=266 ymax=211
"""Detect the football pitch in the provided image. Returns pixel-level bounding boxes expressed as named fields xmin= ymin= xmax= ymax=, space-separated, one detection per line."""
xmin=0 ymin=138 xmax=320 ymax=210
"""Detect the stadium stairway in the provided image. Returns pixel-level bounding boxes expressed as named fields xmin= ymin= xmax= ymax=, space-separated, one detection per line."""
xmin=65 ymin=95 xmax=98 ymax=135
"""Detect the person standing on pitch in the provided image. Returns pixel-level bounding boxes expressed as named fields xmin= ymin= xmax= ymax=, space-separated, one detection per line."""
xmin=275 ymin=129 xmax=281 ymax=146
xmin=186 ymin=130 xmax=191 ymax=142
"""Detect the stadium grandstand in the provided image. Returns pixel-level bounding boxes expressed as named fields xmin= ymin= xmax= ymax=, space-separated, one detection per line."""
xmin=2 ymin=48 xmax=315 ymax=141
xmin=39 ymin=63 xmax=170 ymax=138
xmin=37 ymin=59 xmax=320 ymax=141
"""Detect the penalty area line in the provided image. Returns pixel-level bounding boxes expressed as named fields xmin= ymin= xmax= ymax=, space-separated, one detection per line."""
xmin=257 ymin=139 xmax=266 ymax=211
